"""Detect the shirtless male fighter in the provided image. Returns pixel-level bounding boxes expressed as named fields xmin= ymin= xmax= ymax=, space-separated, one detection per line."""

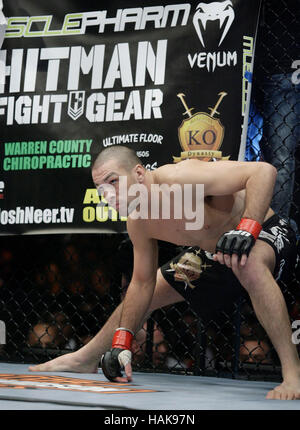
xmin=29 ymin=146 xmax=299 ymax=400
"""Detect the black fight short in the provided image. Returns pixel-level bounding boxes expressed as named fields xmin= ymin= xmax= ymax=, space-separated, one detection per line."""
xmin=160 ymin=214 xmax=298 ymax=321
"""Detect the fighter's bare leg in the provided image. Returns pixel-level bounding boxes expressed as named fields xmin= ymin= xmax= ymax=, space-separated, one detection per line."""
xmin=230 ymin=240 xmax=300 ymax=400
xmin=28 ymin=270 xmax=184 ymax=373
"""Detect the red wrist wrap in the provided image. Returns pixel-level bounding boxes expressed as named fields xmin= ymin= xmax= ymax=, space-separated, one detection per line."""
xmin=237 ymin=218 xmax=262 ymax=240
xmin=112 ymin=329 xmax=133 ymax=350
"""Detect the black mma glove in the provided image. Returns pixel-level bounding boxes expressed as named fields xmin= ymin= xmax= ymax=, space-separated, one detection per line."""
xmin=215 ymin=217 xmax=262 ymax=258
xmin=101 ymin=328 xmax=133 ymax=382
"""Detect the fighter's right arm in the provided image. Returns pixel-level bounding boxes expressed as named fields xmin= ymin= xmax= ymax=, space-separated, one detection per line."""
xmin=101 ymin=217 xmax=158 ymax=382
xmin=119 ymin=216 xmax=158 ymax=334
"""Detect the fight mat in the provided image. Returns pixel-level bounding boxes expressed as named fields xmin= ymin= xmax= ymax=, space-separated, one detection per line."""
xmin=0 ymin=362 xmax=299 ymax=410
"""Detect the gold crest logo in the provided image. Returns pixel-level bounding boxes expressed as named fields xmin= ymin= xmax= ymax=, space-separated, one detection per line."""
xmin=169 ymin=250 xmax=211 ymax=289
xmin=174 ymin=92 xmax=230 ymax=162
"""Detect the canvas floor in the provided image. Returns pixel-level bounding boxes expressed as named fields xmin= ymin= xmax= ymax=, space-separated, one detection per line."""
xmin=0 ymin=362 xmax=299 ymax=410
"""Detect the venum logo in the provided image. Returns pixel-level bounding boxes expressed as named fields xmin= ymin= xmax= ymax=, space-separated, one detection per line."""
xmin=189 ymin=1 xmax=237 ymax=72
xmin=193 ymin=0 xmax=235 ymax=48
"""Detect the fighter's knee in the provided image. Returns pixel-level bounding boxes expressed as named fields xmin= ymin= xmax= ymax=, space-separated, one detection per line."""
xmin=233 ymin=255 xmax=269 ymax=292
xmin=149 ymin=269 xmax=184 ymax=311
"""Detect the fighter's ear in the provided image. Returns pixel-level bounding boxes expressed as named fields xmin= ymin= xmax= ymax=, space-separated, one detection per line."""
xmin=133 ymin=164 xmax=146 ymax=183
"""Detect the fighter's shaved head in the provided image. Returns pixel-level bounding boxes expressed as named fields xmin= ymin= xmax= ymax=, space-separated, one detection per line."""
xmin=92 ymin=146 xmax=142 ymax=172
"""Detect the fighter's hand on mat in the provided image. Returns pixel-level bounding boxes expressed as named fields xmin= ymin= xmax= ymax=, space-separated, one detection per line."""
xmin=213 ymin=218 xmax=262 ymax=268
xmin=101 ymin=328 xmax=133 ymax=383
xmin=101 ymin=348 xmax=132 ymax=383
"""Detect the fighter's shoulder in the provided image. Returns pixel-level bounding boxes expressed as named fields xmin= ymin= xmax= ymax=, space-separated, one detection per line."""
xmin=154 ymin=160 xmax=205 ymax=182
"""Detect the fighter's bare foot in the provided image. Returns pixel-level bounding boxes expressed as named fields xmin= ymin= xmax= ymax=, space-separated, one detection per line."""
xmin=28 ymin=352 xmax=99 ymax=374
xmin=266 ymin=381 xmax=300 ymax=400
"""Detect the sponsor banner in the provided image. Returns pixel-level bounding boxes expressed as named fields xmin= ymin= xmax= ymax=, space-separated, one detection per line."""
xmin=0 ymin=374 xmax=156 ymax=393
xmin=0 ymin=0 xmax=261 ymax=234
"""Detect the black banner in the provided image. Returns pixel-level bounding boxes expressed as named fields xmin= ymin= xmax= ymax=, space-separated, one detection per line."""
xmin=0 ymin=0 xmax=261 ymax=234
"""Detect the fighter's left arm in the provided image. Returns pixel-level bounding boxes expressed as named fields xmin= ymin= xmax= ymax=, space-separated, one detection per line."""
xmin=194 ymin=160 xmax=277 ymax=264
xmin=202 ymin=160 xmax=277 ymax=224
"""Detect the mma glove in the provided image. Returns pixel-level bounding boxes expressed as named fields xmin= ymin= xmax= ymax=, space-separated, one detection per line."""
xmin=215 ymin=218 xmax=262 ymax=258
xmin=101 ymin=328 xmax=133 ymax=382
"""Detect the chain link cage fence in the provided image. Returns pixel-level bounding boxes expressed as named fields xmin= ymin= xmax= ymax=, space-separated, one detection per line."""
xmin=0 ymin=0 xmax=299 ymax=382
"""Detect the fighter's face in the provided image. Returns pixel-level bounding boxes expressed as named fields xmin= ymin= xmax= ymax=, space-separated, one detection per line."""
xmin=92 ymin=159 xmax=140 ymax=213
